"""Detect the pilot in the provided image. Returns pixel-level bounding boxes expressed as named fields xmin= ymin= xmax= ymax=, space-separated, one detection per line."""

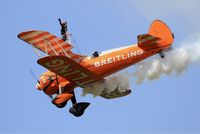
xmin=58 ymin=18 xmax=70 ymax=41
xmin=93 ymin=51 xmax=99 ymax=57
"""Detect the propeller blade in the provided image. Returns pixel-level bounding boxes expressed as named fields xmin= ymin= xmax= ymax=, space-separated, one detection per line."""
xmin=48 ymin=95 xmax=53 ymax=100
xmin=29 ymin=69 xmax=40 ymax=84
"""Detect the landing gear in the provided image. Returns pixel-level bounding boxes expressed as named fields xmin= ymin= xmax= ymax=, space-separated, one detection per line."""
xmin=56 ymin=102 xmax=67 ymax=108
xmin=50 ymin=90 xmax=90 ymax=116
xmin=51 ymin=86 xmax=68 ymax=108
xmin=69 ymin=92 xmax=90 ymax=117
xmin=69 ymin=102 xmax=90 ymax=117
xmin=51 ymin=97 xmax=67 ymax=108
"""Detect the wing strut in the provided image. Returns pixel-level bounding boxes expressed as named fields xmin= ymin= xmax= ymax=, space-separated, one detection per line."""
xmin=54 ymin=38 xmax=71 ymax=58
xmin=44 ymin=39 xmax=58 ymax=55
xmin=31 ymin=44 xmax=42 ymax=57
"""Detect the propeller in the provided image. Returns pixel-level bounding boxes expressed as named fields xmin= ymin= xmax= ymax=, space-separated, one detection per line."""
xmin=29 ymin=69 xmax=62 ymax=100
xmin=29 ymin=69 xmax=54 ymax=91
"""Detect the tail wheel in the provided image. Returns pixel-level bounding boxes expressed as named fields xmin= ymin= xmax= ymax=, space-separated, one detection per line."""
xmin=159 ymin=51 xmax=165 ymax=58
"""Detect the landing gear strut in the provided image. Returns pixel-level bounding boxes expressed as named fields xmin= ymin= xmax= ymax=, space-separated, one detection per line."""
xmin=69 ymin=92 xmax=90 ymax=117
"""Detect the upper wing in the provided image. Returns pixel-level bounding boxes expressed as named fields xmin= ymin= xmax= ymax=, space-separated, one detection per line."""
xmin=37 ymin=56 xmax=96 ymax=87
xmin=137 ymin=34 xmax=161 ymax=50
xmin=18 ymin=30 xmax=73 ymax=55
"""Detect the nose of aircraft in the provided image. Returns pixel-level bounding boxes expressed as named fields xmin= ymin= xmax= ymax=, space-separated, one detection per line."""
xmin=36 ymin=83 xmax=42 ymax=90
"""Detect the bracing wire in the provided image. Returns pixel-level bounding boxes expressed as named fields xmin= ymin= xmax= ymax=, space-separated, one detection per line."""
xmin=71 ymin=35 xmax=81 ymax=55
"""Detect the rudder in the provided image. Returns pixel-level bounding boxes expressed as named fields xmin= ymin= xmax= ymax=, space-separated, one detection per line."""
xmin=148 ymin=20 xmax=174 ymax=48
xmin=138 ymin=20 xmax=174 ymax=51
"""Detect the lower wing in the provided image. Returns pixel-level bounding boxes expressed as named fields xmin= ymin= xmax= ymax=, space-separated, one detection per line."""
xmin=37 ymin=55 xmax=96 ymax=87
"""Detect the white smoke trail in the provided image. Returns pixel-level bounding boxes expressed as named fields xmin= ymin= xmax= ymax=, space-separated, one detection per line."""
xmin=82 ymin=74 xmax=130 ymax=97
xmin=82 ymin=34 xmax=200 ymax=97
xmin=134 ymin=34 xmax=200 ymax=84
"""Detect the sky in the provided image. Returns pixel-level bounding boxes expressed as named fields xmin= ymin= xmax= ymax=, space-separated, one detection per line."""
xmin=0 ymin=0 xmax=200 ymax=133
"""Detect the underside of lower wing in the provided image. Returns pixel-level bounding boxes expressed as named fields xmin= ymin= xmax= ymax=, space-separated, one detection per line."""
xmin=37 ymin=55 xmax=96 ymax=87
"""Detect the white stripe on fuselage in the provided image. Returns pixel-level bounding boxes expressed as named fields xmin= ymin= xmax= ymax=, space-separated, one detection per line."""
xmin=94 ymin=49 xmax=144 ymax=67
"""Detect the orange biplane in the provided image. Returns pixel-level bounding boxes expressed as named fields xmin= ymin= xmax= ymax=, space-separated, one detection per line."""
xmin=18 ymin=19 xmax=174 ymax=117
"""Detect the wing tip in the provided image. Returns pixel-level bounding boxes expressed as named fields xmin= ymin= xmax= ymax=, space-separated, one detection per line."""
xmin=17 ymin=30 xmax=46 ymax=39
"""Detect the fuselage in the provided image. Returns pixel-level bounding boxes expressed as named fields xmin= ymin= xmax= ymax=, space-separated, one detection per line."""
xmin=81 ymin=44 xmax=163 ymax=79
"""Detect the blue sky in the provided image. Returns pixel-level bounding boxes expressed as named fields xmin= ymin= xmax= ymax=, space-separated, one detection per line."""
xmin=0 ymin=0 xmax=200 ymax=133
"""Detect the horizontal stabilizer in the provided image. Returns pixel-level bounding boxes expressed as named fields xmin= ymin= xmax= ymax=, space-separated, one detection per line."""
xmin=137 ymin=34 xmax=161 ymax=49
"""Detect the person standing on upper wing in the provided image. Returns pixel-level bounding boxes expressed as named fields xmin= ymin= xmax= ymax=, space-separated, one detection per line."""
xmin=58 ymin=18 xmax=71 ymax=42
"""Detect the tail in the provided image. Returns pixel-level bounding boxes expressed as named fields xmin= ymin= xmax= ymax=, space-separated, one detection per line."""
xmin=137 ymin=20 xmax=174 ymax=51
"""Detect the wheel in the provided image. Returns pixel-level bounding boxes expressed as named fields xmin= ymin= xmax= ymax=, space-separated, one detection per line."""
xmin=69 ymin=102 xmax=90 ymax=117
xmin=51 ymin=98 xmax=67 ymax=108
xmin=159 ymin=52 xmax=165 ymax=58
xmin=55 ymin=101 xmax=67 ymax=108
xmin=161 ymin=54 xmax=165 ymax=58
